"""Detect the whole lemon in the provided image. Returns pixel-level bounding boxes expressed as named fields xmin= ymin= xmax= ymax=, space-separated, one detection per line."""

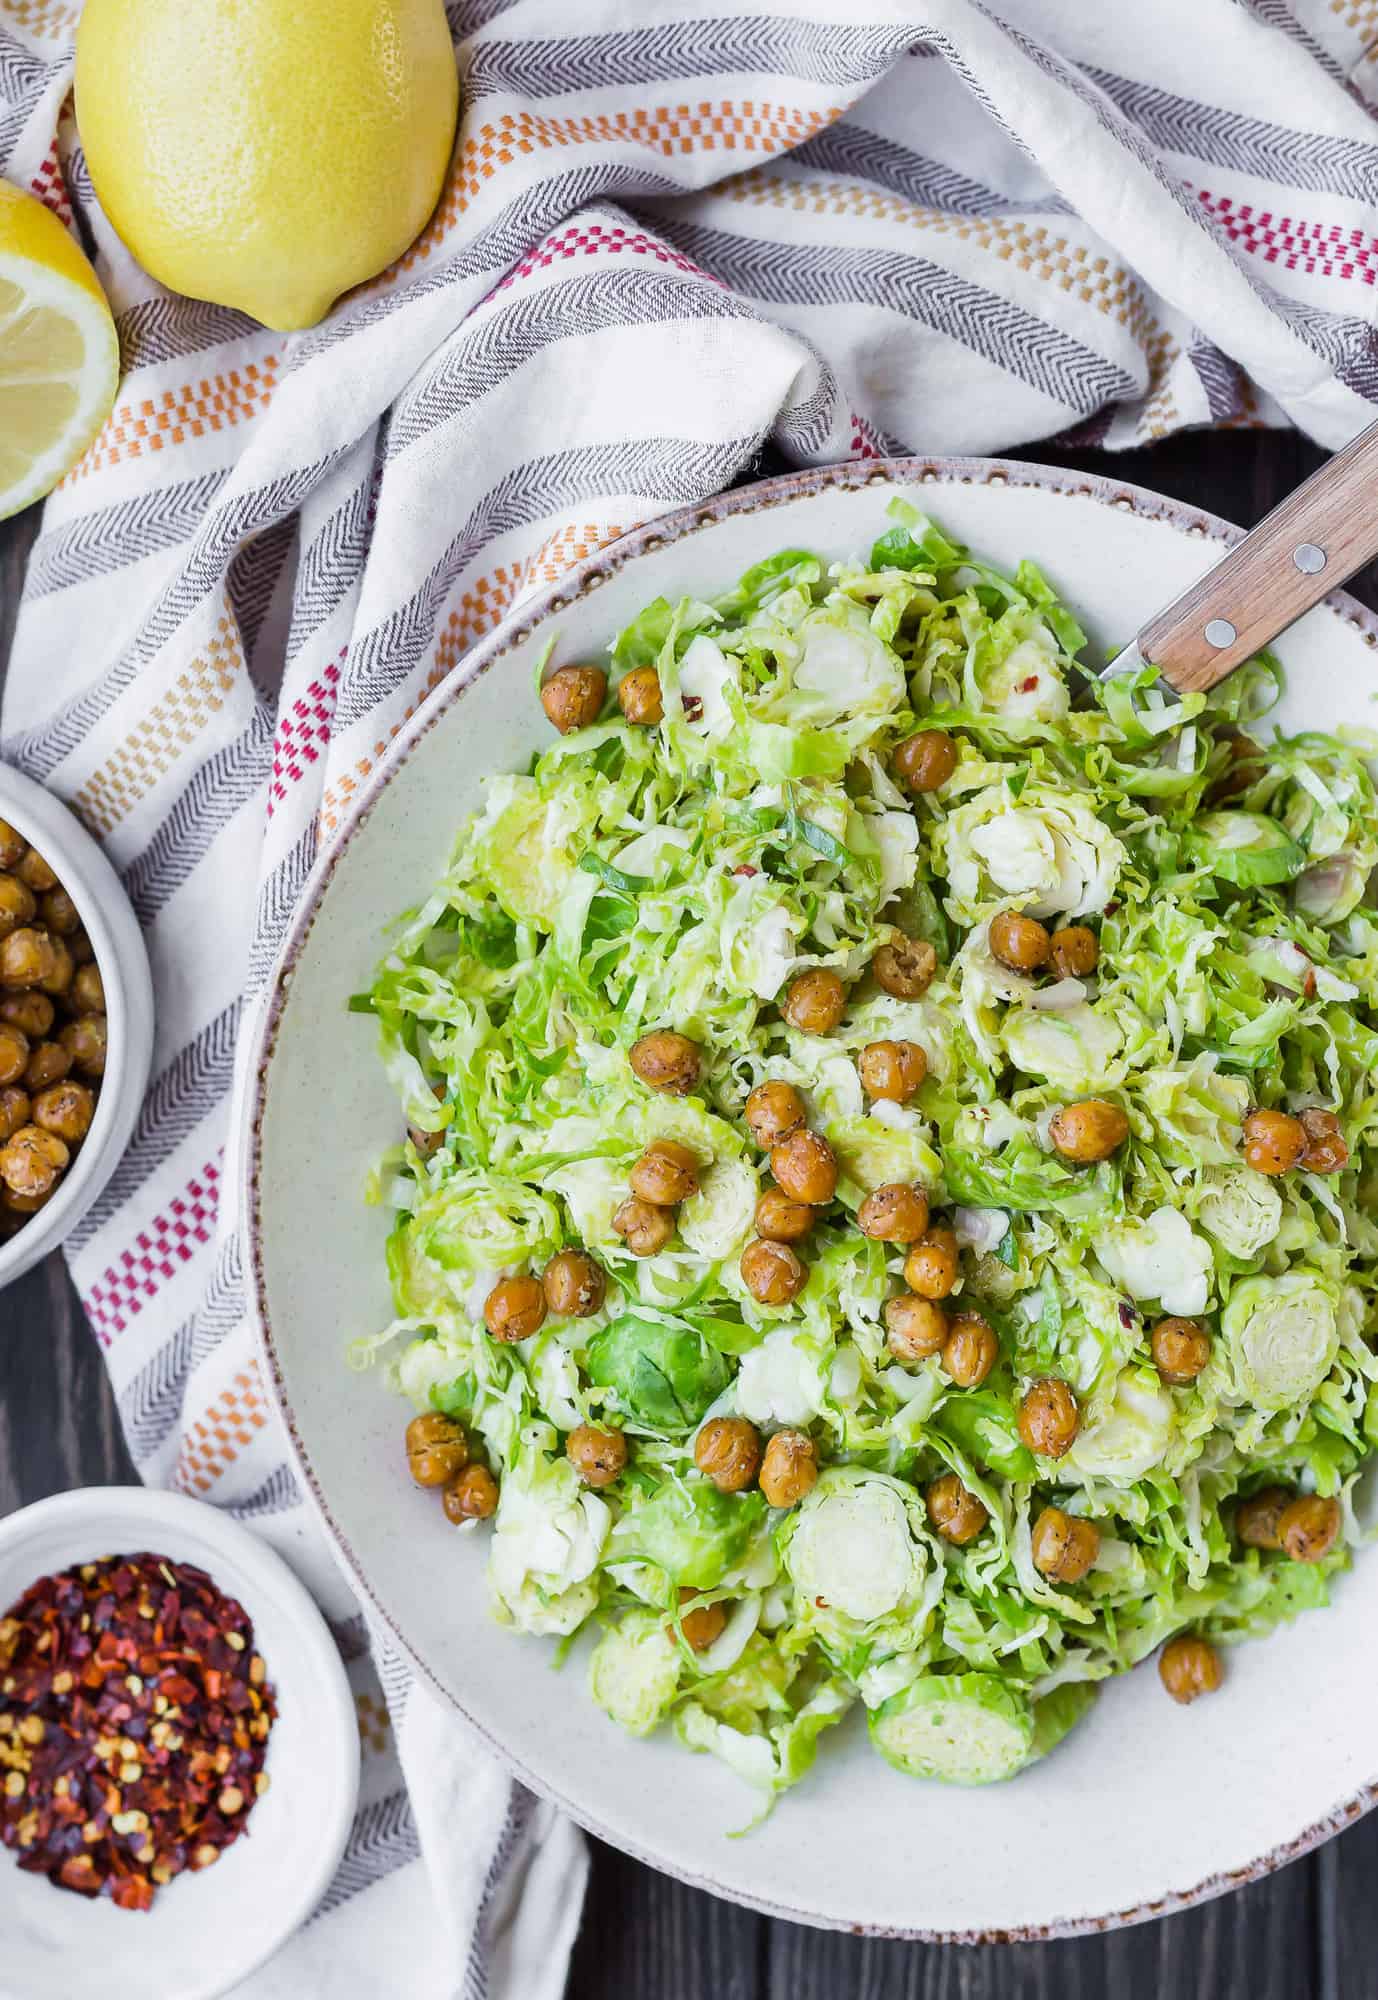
xmin=75 ymin=0 xmax=459 ymax=331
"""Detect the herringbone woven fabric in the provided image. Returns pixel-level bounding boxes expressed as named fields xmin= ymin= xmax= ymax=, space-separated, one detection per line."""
xmin=3 ymin=0 xmax=1378 ymax=1989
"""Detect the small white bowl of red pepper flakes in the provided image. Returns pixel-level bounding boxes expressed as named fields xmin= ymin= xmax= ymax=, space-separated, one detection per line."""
xmin=0 ymin=1486 xmax=358 ymax=2000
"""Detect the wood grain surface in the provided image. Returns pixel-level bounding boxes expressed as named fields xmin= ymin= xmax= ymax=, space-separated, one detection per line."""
xmin=3 ymin=431 xmax=1377 ymax=2000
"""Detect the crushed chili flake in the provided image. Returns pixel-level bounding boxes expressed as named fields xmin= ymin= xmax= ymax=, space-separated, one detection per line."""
xmin=0 ymin=1552 xmax=277 ymax=1913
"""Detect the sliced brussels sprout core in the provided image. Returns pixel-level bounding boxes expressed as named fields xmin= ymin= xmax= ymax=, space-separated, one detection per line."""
xmin=869 ymin=1673 xmax=1034 ymax=1784
xmin=1223 ymin=1273 xmax=1338 ymax=1411
xmin=588 ymin=1610 xmax=684 ymax=1736
xmin=783 ymin=1472 xmax=922 ymax=1626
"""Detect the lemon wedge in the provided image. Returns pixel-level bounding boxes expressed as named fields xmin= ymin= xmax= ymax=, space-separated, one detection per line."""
xmin=0 ymin=180 xmax=120 ymax=520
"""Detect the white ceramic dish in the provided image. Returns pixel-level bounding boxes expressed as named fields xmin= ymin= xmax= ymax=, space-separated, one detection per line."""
xmin=0 ymin=1486 xmax=358 ymax=2000
xmin=245 ymin=457 xmax=1378 ymax=1940
xmin=0 ymin=764 xmax=154 ymax=1287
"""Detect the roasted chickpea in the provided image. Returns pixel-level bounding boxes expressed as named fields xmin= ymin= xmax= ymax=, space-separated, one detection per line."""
xmin=1159 ymin=1634 xmax=1222 ymax=1705
xmin=782 ymin=967 xmax=845 ymax=1037
xmin=1236 ymin=1486 xmax=1291 ymax=1551
xmin=483 ymin=1275 xmax=548 ymax=1343
xmin=1049 ymin=1098 xmax=1129 ymax=1164
xmin=1151 ymin=1317 xmax=1211 ymax=1386
xmin=759 ymin=1429 xmax=818 ymax=1509
xmin=0 ymin=990 xmax=52 ymax=1037
xmin=68 ymin=928 xmax=94 ymax=968
xmin=0 ymin=1026 xmax=27 ymax=1088
xmin=0 ymin=1087 xmax=30 ymax=1143
xmin=1 ymin=1184 xmax=49 ymax=1216
xmin=1278 ymin=1493 xmax=1342 ymax=1564
xmin=858 ymin=1038 xmax=927 ymax=1103
xmin=405 ymin=1411 xmax=469 ymax=1488
xmin=1049 ymin=925 xmax=1098 ymax=979
xmin=857 ymin=1182 xmax=929 ymax=1244
xmin=740 ymin=1237 xmax=808 ymax=1305
xmin=903 ymin=1226 xmax=959 ymax=1300
xmin=989 ymin=909 xmax=1050 ymax=974
xmin=672 ymin=1589 xmax=727 ymax=1653
xmin=629 ymin=1029 xmax=700 ymax=1096
xmin=59 ymin=1015 xmax=106 ymax=1079
xmin=1241 ymin=1106 xmax=1306 ymax=1175
xmin=0 ymin=875 xmax=35 ymax=938
xmin=617 ymin=665 xmax=663 ymax=726
xmin=0 ymin=927 xmax=60 ymax=990
xmin=0 ymin=822 xmax=25 ymax=870
xmin=884 ymin=1293 xmax=948 ymax=1364
xmin=444 ymin=1463 xmax=499 ymax=1521
xmin=872 ymin=934 xmax=938 ymax=999
xmin=770 ymin=1129 xmax=838 ymax=1207
xmin=612 ymin=1195 xmax=675 ymax=1256
xmin=694 ymin=1416 xmax=762 ymax=1494
xmin=24 ymin=1040 xmax=69 ymax=1092
xmin=1299 ymin=1107 xmax=1349 ymax=1175
xmin=566 ymin=1424 xmax=628 ymax=1489
xmin=32 ymin=1079 xmax=94 ymax=1145
xmin=1017 ymin=1377 xmax=1080 ymax=1460
xmin=744 ymin=1080 xmax=805 ymax=1149
xmin=755 ymin=1185 xmax=814 ymax=1243
xmin=1207 ymin=730 xmax=1264 ymax=805
xmin=70 ymin=962 xmax=104 ymax=1015
xmin=37 ymin=887 xmax=80 ymax=937
xmin=0 ymin=1124 xmax=68 ymax=1199
xmin=926 ymin=1471 xmax=988 ymax=1546
xmin=15 ymin=849 xmax=56 ymax=894
xmin=1031 ymin=1505 xmax=1100 ymax=1584
xmin=543 ymin=1249 xmax=607 ymax=1318
xmin=628 ymin=1139 xmax=699 ymax=1206
xmin=893 ymin=728 xmax=957 ymax=793
xmin=406 ymin=1120 xmax=444 ymax=1160
xmin=942 ymin=1311 xmax=999 ymax=1389
xmin=540 ymin=663 xmax=606 ymax=734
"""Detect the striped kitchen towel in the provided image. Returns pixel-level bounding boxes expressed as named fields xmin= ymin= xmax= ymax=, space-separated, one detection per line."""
xmin=3 ymin=0 xmax=1378 ymax=1989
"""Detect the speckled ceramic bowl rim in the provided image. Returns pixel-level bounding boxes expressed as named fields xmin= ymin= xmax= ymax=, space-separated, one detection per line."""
xmin=242 ymin=453 xmax=1378 ymax=1942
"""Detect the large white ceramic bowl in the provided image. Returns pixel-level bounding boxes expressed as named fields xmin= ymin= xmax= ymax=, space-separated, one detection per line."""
xmin=244 ymin=458 xmax=1378 ymax=1939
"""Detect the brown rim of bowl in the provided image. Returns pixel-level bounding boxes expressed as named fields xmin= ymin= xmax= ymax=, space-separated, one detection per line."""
xmin=242 ymin=452 xmax=1378 ymax=1942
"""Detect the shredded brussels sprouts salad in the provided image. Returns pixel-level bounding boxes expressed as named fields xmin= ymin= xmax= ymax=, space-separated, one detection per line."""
xmin=352 ymin=499 xmax=1378 ymax=1814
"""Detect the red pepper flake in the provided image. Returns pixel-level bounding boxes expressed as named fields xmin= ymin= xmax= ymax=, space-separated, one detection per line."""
xmin=1017 ymin=675 xmax=1040 ymax=694
xmin=0 ymin=1553 xmax=278 ymax=1913
xmin=730 ymin=865 xmax=758 ymax=877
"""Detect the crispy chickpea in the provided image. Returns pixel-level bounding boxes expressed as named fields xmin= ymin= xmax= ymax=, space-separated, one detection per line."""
xmin=1208 ymin=730 xmax=1264 ymax=805
xmin=24 ymin=1040 xmax=70 ymax=1092
xmin=755 ymin=1184 xmax=814 ymax=1243
xmin=1159 ymin=1634 xmax=1222 ymax=1705
xmin=1151 ymin=1316 xmax=1211 ymax=1386
xmin=629 ymin=1029 xmax=700 ymax=1096
xmin=0 ymin=1124 xmax=68 ymax=1199
xmin=0 ymin=1026 xmax=27 ymax=1088
xmin=1236 ymin=1486 xmax=1291 ymax=1551
xmin=612 ymin=1195 xmax=675 ymax=1256
xmin=893 ymin=728 xmax=958 ymax=793
xmin=406 ymin=1119 xmax=444 ymax=1160
xmin=2 ymin=1185 xmax=50 ymax=1217
xmin=37 ymin=887 xmax=80 ymax=937
xmin=926 ymin=1471 xmax=988 ymax=1546
xmin=405 ymin=1411 xmax=469 ymax=1488
xmin=0 ymin=1087 xmax=30 ymax=1143
xmin=672 ymin=1589 xmax=727 ymax=1653
xmin=59 ymin=1015 xmax=106 ymax=1079
xmin=740 ymin=1237 xmax=808 ymax=1306
xmin=904 ymin=1226 xmax=960 ymax=1300
xmin=1299 ymin=1107 xmax=1349 ymax=1176
xmin=0 ymin=875 xmax=35 ymax=938
xmin=694 ymin=1416 xmax=762 ymax=1494
xmin=1031 ymin=1505 xmax=1100 ymax=1584
xmin=68 ymin=928 xmax=94 ymax=967
xmin=617 ymin=665 xmax=663 ymax=726
xmin=744 ymin=1080 xmax=806 ymax=1150
xmin=0 ymin=990 xmax=52 ymax=1037
xmin=782 ymin=967 xmax=845 ymax=1037
xmin=444 ymin=1463 xmax=499 ymax=1522
xmin=1017 ymin=1377 xmax=1080 ymax=1460
xmin=483 ymin=1275 xmax=548 ymax=1343
xmin=566 ymin=1424 xmax=628 ymax=1489
xmin=32 ymin=1079 xmax=95 ymax=1145
xmin=15 ymin=849 xmax=56 ymax=894
xmin=759 ymin=1429 xmax=818 ymax=1509
xmin=1050 ymin=925 xmax=1098 ymax=980
xmin=0 ymin=822 xmax=24 ymax=870
xmin=857 ymin=1182 xmax=929 ymax=1244
xmin=1241 ymin=1106 xmax=1306 ymax=1175
xmin=872 ymin=934 xmax=938 ymax=999
xmin=0 ymin=927 xmax=59 ymax=989
xmin=628 ymin=1139 xmax=699 ymax=1206
xmin=1049 ymin=1098 xmax=1129 ymax=1164
xmin=858 ymin=1038 xmax=927 ymax=1104
xmin=543 ymin=1249 xmax=606 ymax=1318
xmin=770 ymin=1129 xmax=838 ymax=1207
xmin=1278 ymin=1493 xmax=1342 ymax=1564
xmin=70 ymin=962 xmax=104 ymax=1015
xmin=942 ymin=1311 xmax=999 ymax=1389
xmin=989 ymin=909 xmax=1050 ymax=974
xmin=540 ymin=663 xmax=606 ymax=734
xmin=884 ymin=1293 xmax=948 ymax=1364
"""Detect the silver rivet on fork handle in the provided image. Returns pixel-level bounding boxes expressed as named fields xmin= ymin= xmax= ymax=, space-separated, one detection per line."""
xmin=1204 ymin=618 xmax=1237 ymax=649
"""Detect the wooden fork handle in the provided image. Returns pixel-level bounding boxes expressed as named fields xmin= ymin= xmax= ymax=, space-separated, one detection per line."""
xmin=1138 ymin=415 xmax=1378 ymax=695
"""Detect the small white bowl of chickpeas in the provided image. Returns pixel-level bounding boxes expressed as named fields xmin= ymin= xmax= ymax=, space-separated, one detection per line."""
xmin=0 ymin=764 xmax=153 ymax=1286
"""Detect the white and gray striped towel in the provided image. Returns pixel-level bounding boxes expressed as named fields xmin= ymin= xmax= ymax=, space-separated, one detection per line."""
xmin=3 ymin=1 xmax=1378 ymax=1990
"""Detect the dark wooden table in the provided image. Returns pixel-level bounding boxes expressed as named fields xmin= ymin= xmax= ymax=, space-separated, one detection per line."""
xmin=4 ymin=431 xmax=1377 ymax=2000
